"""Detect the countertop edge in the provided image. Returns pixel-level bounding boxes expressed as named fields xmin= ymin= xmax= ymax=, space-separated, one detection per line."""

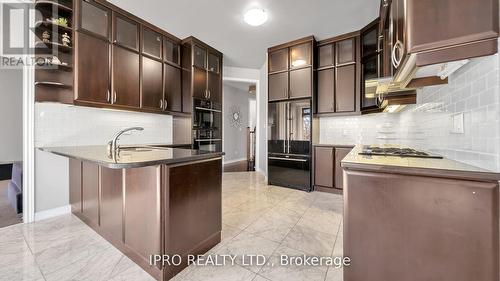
xmin=341 ymin=161 xmax=500 ymax=182
xmin=39 ymin=147 xmax=224 ymax=169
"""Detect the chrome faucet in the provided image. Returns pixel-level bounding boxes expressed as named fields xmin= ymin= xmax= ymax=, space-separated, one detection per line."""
xmin=107 ymin=127 xmax=144 ymax=155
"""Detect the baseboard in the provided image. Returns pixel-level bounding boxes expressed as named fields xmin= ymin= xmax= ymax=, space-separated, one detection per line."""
xmin=223 ymin=158 xmax=247 ymax=165
xmin=35 ymin=205 xmax=71 ymax=221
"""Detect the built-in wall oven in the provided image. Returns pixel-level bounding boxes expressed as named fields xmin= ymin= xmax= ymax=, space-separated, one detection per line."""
xmin=268 ymin=99 xmax=311 ymax=191
xmin=193 ymin=99 xmax=222 ymax=152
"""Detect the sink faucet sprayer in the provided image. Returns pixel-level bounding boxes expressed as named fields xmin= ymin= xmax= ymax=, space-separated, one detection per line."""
xmin=107 ymin=127 xmax=144 ymax=155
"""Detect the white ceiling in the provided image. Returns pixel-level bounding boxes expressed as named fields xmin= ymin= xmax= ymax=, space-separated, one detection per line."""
xmin=109 ymin=0 xmax=379 ymax=69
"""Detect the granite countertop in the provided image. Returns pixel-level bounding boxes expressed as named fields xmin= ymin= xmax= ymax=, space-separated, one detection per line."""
xmin=341 ymin=145 xmax=500 ymax=181
xmin=40 ymin=145 xmax=224 ymax=169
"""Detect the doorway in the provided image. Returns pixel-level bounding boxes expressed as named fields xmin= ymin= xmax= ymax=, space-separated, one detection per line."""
xmin=0 ymin=68 xmax=24 ymax=228
xmin=223 ymin=80 xmax=257 ymax=172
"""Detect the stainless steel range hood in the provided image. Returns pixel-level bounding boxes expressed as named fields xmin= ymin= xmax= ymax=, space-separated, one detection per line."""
xmin=366 ymin=55 xmax=469 ymax=97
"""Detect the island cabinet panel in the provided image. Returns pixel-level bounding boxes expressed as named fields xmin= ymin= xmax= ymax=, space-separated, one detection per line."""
xmin=99 ymin=167 xmax=123 ymax=242
xmin=164 ymin=158 xmax=222 ymax=279
xmin=69 ymin=159 xmax=82 ymax=213
xmin=124 ymin=166 xmax=162 ymax=268
xmin=82 ymin=162 xmax=99 ymax=227
xmin=343 ymin=170 xmax=499 ymax=281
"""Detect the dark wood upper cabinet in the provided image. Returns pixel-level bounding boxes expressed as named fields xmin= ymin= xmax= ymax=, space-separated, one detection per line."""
xmin=207 ymin=71 xmax=221 ymax=103
xmin=334 ymin=147 xmax=351 ymax=189
xmin=268 ymin=37 xmax=315 ymax=102
xmin=164 ymin=64 xmax=182 ymax=112
xmin=208 ymin=52 xmax=220 ymax=73
xmin=164 ymin=38 xmax=180 ymax=65
xmin=113 ymin=46 xmax=140 ymax=107
xmin=314 ymin=146 xmax=334 ymax=188
xmin=114 ymin=15 xmax=139 ymax=51
xmin=407 ymin=0 xmax=499 ymax=54
xmin=142 ymin=26 xmax=162 ymax=59
xmin=193 ymin=45 xmax=207 ymax=69
xmin=290 ymin=42 xmax=312 ymax=68
xmin=268 ymin=48 xmax=288 ymax=72
xmin=335 ymin=64 xmax=356 ymax=112
xmin=317 ymin=68 xmax=335 ymax=113
xmin=318 ymin=44 xmax=334 ymax=68
xmin=141 ymin=56 xmax=163 ymax=111
xmin=79 ymin=0 xmax=110 ymax=39
xmin=268 ymin=72 xmax=288 ymax=101
xmin=192 ymin=67 xmax=207 ymax=100
xmin=289 ymin=67 xmax=312 ymax=99
xmin=76 ymin=32 xmax=110 ymax=104
xmin=336 ymin=38 xmax=356 ymax=65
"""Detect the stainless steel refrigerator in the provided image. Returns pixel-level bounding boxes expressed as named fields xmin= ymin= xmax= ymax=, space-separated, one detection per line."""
xmin=268 ymin=99 xmax=311 ymax=191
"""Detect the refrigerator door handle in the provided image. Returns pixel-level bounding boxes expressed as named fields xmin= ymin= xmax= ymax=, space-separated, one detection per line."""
xmin=287 ymin=102 xmax=291 ymax=154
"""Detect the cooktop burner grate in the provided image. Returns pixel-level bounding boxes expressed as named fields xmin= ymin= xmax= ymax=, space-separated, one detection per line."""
xmin=359 ymin=146 xmax=443 ymax=159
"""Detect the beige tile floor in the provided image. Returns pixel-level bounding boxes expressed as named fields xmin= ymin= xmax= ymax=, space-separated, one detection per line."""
xmin=0 ymin=172 xmax=344 ymax=281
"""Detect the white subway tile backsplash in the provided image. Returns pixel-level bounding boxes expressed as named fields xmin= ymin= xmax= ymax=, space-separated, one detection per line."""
xmin=320 ymin=51 xmax=500 ymax=172
xmin=35 ymin=103 xmax=173 ymax=147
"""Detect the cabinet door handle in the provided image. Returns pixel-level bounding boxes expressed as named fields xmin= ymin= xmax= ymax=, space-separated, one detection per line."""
xmin=208 ymin=90 xmax=211 ymax=99
xmin=113 ymin=91 xmax=117 ymax=103
xmin=159 ymin=99 xmax=163 ymax=109
xmin=164 ymin=99 xmax=168 ymax=110
xmin=106 ymin=90 xmax=110 ymax=103
xmin=392 ymin=40 xmax=404 ymax=69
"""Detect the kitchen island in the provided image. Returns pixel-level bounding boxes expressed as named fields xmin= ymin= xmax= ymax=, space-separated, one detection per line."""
xmin=341 ymin=145 xmax=500 ymax=281
xmin=41 ymin=145 xmax=223 ymax=281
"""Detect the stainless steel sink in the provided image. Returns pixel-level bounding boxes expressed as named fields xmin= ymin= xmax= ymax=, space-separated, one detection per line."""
xmin=118 ymin=146 xmax=154 ymax=152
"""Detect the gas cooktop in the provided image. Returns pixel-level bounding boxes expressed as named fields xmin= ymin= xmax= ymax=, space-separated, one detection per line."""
xmin=359 ymin=146 xmax=444 ymax=159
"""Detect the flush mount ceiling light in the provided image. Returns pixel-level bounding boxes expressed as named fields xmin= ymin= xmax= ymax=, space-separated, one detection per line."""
xmin=244 ymin=8 xmax=268 ymax=26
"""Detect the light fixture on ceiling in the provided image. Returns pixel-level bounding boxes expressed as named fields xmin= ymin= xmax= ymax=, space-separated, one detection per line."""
xmin=244 ymin=8 xmax=268 ymax=26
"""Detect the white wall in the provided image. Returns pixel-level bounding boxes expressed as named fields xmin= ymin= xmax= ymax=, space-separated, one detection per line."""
xmin=223 ymin=66 xmax=260 ymax=80
xmin=320 ymin=51 xmax=500 ymax=172
xmin=223 ymin=84 xmax=253 ymax=163
xmin=0 ymin=69 xmax=23 ymax=163
xmin=34 ymin=103 xmax=173 ymax=212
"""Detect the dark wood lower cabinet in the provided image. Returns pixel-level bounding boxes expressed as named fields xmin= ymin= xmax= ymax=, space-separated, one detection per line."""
xmin=69 ymin=158 xmax=222 ymax=281
xmin=314 ymin=146 xmax=334 ymax=188
xmin=334 ymin=147 xmax=352 ymax=190
xmin=313 ymin=145 xmax=353 ymax=192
